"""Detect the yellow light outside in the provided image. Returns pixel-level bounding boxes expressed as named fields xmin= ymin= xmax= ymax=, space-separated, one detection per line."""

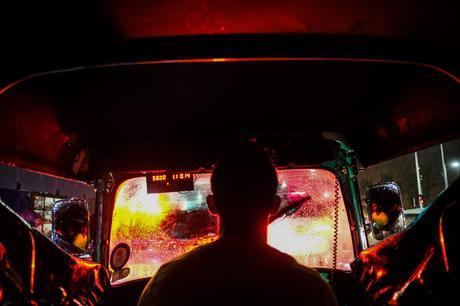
xmin=268 ymin=216 xmax=332 ymax=256
xmin=111 ymin=178 xmax=173 ymax=243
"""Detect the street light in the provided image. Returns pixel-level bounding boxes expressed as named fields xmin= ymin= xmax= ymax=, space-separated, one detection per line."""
xmin=451 ymin=161 xmax=460 ymax=183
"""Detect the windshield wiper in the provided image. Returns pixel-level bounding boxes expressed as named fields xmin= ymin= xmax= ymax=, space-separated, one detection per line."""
xmin=269 ymin=195 xmax=311 ymax=224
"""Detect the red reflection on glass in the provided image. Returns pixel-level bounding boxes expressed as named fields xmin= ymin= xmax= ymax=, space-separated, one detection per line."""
xmin=28 ymin=231 xmax=36 ymax=294
xmin=390 ymin=246 xmax=435 ymax=304
xmin=438 ymin=218 xmax=450 ymax=272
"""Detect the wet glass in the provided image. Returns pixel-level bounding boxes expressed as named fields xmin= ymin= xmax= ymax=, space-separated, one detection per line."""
xmin=109 ymin=168 xmax=354 ymax=285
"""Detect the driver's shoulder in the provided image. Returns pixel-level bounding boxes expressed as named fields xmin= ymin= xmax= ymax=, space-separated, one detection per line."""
xmin=264 ymin=245 xmax=329 ymax=283
xmin=156 ymin=240 xmax=220 ymax=275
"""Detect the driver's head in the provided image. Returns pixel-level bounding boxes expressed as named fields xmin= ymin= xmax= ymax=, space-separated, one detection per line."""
xmin=207 ymin=143 xmax=280 ymax=223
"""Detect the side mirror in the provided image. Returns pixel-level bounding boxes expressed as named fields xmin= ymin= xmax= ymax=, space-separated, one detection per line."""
xmin=52 ymin=198 xmax=90 ymax=257
xmin=366 ymin=182 xmax=405 ymax=241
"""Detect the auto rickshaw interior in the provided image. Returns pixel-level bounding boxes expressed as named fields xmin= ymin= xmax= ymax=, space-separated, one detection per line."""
xmin=1 ymin=58 xmax=459 ymax=305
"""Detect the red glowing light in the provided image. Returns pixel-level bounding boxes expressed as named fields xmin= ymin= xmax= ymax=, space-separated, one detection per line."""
xmin=104 ymin=0 xmax=429 ymax=39
xmin=438 ymin=216 xmax=450 ymax=272
xmin=2 ymin=58 xmax=458 ymax=98
xmin=0 ymin=102 xmax=69 ymax=163
xmin=70 ymin=258 xmax=108 ymax=294
xmin=390 ymin=246 xmax=435 ymax=303
xmin=376 ymin=268 xmax=386 ymax=280
xmin=28 ymin=232 xmax=36 ymax=294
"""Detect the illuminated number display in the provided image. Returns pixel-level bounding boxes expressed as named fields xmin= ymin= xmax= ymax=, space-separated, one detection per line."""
xmin=152 ymin=175 xmax=167 ymax=182
xmin=146 ymin=172 xmax=194 ymax=193
xmin=172 ymin=173 xmax=191 ymax=180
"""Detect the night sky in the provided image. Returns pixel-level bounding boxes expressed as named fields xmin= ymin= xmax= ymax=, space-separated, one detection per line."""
xmin=358 ymin=138 xmax=460 ymax=210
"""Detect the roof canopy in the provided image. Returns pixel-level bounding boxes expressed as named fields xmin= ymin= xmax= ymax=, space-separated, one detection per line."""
xmin=1 ymin=59 xmax=459 ymax=179
xmin=1 ymin=1 xmax=459 ymax=180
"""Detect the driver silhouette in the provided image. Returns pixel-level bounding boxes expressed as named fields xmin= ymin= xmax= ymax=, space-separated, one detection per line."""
xmin=138 ymin=143 xmax=337 ymax=306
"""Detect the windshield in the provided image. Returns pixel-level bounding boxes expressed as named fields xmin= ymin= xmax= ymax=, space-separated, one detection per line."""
xmin=109 ymin=168 xmax=354 ymax=284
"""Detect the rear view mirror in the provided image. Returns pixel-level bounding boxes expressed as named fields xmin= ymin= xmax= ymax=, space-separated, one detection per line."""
xmin=366 ymin=182 xmax=405 ymax=240
xmin=52 ymin=198 xmax=90 ymax=257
